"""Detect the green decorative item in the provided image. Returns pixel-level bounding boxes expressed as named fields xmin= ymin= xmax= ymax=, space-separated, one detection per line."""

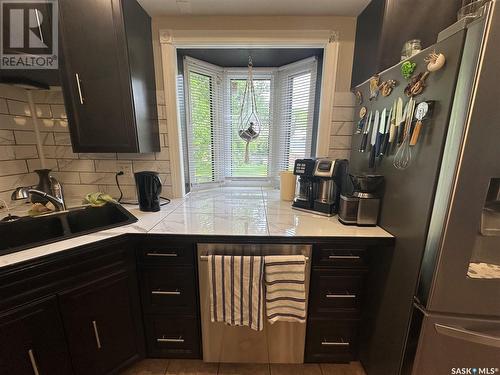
xmin=401 ymin=61 xmax=416 ymax=79
xmin=83 ymin=192 xmax=117 ymax=207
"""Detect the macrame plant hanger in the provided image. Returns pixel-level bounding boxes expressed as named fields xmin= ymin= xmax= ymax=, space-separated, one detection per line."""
xmin=238 ymin=56 xmax=261 ymax=163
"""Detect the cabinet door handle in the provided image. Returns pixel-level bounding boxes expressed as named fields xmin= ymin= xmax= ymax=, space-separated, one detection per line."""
xmin=28 ymin=349 xmax=40 ymax=375
xmin=92 ymin=320 xmax=102 ymax=349
xmin=157 ymin=337 xmax=184 ymax=343
xmin=151 ymin=290 xmax=181 ymax=296
xmin=435 ymin=323 xmax=500 ymax=348
xmin=146 ymin=252 xmax=178 ymax=257
xmin=326 ymin=293 xmax=356 ymax=299
xmin=75 ymin=73 xmax=84 ymax=104
xmin=328 ymin=255 xmax=360 ymax=260
xmin=321 ymin=340 xmax=350 ymax=346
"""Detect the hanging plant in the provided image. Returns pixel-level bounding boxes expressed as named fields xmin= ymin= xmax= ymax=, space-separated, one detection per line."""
xmin=238 ymin=56 xmax=261 ymax=163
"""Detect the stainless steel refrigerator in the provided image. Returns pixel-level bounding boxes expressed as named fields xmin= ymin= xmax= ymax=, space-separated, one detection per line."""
xmin=349 ymin=2 xmax=500 ymax=374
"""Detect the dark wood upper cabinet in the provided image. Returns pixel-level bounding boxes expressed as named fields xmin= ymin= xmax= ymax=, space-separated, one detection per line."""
xmin=58 ymin=271 xmax=140 ymax=375
xmin=351 ymin=0 xmax=462 ymax=88
xmin=58 ymin=0 xmax=160 ymax=153
xmin=0 ymin=297 xmax=73 ymax=375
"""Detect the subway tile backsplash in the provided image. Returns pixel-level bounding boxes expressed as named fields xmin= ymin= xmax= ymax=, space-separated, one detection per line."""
xmin=0 ymin=84 xmax=173 ymax=207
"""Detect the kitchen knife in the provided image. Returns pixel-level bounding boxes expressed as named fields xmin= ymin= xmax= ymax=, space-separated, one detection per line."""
xmin=369 ymin=110 xmax=380 ymax=168
xmin=359 ymin=111 xmax=372 ymax=152
xmin=389 ymin=98 xmax=401 ymax=144
xmin=397 ymin=101 xmax=409 ymax=145
xmin=380 ymin=106 xmax=393 ymax=156
xmin=375 ymin=108 xmax=386 ymax=156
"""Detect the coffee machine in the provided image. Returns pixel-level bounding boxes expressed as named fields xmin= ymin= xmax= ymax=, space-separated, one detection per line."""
xmin=292 ymin=158 xmax=348 ymax=217
xmin=313 ymin=159 xmax=348 ymax=216
xmin=338 ymin=174 xmax=384 ymax=226
xmin=292 ymin=158 xmax=317 ymax=211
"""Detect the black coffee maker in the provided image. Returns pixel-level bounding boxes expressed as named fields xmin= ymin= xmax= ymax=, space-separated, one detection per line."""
xmin=338 ymin=174 xmax=384 ymax=226
xmin=134 ymin=171 xmax=162 ymax=212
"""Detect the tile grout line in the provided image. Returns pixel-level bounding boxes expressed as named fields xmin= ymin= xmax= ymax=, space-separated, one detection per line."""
xmin=163 ymin=359 xmax=170 ymax=375
xmin=260 ymin=186 xmax=271 ymax=236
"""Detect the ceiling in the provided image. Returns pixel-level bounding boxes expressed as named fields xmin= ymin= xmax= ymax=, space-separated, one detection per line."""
xmin=177 ymin=48 xmax=323 ymax=68
xmin=137 ymin=0 xmax=371 ymax=17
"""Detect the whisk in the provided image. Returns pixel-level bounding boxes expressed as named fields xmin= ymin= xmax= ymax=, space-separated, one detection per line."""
xmin=394 ymin=97 xmax=415 ymax=170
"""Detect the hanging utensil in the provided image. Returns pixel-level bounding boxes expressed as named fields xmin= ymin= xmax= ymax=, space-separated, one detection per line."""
xmin=410 ymin=101 xmax=434 ymax=146
xmin=397 ymin=100 xmax=409 ymax=145
xmin=375 ymin=108 xmax=387 ymax=156
xmin=380 ymin=106 xmax=393 ymax=156
xmin=369 ymin=110 xmax=380 ymax=168
xmin=394 ymin=97 xmax=416 ymax=170
xmin=356 ymin=106 xmax=367 ymax=134
xmin=389 ymin=98 xmax=401 ymax=144
xmin=359 ymin=111 xmax=372 ymax=152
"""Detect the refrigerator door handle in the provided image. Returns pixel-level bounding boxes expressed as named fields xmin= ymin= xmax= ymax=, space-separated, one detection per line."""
xmin=435 ymin=323 xmax=500 ymax=348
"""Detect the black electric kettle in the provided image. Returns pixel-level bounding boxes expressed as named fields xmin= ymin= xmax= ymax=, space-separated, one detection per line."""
xmin=134 ymin=171 xmax=162 ymax=212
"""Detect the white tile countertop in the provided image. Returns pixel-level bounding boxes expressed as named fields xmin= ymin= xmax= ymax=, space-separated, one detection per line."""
xmin=0 ymin=187 xmax=392 ymax=268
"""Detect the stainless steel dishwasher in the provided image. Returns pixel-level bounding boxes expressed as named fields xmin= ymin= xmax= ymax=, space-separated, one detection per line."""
xmin=197 ymin=243 xmax=312 ymax=364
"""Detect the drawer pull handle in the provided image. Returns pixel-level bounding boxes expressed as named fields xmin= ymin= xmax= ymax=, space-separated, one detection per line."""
xmin=146 ymin=252 xmax=178 ymax=257
xmin=157 ymin=336 xmax=185 ymax=343
xmin=151 ymin=290 xmax=181 ymax=296
xmin=326 ymin=293 xmax=356 ymax=299
xmin=321 ymin=340 xmax=350 ymax=346
xmin=28 ymin=349 xmax=40 ymax=375
xmin=92 ymin=320 xmax=102 ymax=349
xmin=328 ymin=255 xmax=360 ymax=260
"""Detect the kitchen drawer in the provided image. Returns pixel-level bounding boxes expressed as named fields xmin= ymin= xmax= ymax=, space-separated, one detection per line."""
xmin=305 ymin=318 xmax=359 ymax=363
xmin=144 ymin=316 xmax=200 ymax=358
xmin=313 ymin=245 xmax=367 ymax=268
xmin=139 ymin=266 xmax=197 ymax=315
xmin=309 ymin=269 xmax=366 ymax=315
xmin=138 ymin=241 xmax=194 ymax=266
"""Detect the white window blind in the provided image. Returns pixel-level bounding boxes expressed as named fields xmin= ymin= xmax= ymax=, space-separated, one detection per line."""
xmin=184 ymin=57 xmax=224 ymax=187
xmin=183 ymin=56 xmax=317 ymax=189
xmin=272 ymin=57 xmax=318 ymax=175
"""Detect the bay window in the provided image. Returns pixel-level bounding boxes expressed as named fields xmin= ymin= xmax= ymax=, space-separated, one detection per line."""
xmin=182 ymin=55 xmax=318 ymax=189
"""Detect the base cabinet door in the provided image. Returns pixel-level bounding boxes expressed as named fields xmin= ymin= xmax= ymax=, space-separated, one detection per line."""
xmin=58 ymin=272 xmax=139 ymax=375
xmin=0 ymin=297 xmax=73 ymax=375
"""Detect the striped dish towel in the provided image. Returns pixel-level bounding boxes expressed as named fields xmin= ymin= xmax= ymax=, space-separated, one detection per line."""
xmin=264 ymin=255 xmax=307 ymax=324
xmin=208 ymin=255 xmax=265 ymax=331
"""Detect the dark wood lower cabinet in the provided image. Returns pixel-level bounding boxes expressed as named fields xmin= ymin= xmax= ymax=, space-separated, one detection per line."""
xmin=0 ymin=238 xmax=144 ymax=375
xmin=305 ymin=243 xmax=370 ymax=363
xmin=305 ymin=318 xmax=360 ymax=363
xmin=59 ymin=272 xmax=140 ymax=375
xmin=0 ymin=297 xmax=73 ymax=375
xmin=137 ymin=237 xmax=201 ymax=359
xmin=0 ymin=235 xmax=393 ymax=370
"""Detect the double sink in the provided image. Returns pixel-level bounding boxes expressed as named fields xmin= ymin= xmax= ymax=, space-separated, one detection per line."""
xmin=0 ymin=203 xmax=137 ymax=256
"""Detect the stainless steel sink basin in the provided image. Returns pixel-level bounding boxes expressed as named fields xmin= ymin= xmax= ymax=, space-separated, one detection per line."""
xmin=0 ymin=203 xmax=137 ymax=256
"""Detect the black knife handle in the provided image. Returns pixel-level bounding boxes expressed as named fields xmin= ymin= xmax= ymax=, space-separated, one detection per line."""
xmin=380 ymin=133 xmax=390 ymax=155
xmin=356 ymin=117 xmax=365 ymax=134
xmin=359 ymin=133 xmax=369 ymax=152
xmin=369 ymin=146 xmax=376 ymax=168
xmin=397 ymin=125 xmax=405 ymax=145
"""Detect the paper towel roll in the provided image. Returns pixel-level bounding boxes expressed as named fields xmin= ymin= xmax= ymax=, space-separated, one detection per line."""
xmin=280 ymin=171 xmax=296 ymax=201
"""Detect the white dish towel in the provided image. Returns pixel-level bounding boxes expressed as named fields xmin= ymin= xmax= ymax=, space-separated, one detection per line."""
xmin=208 ymin=255 xmax=265 ymax=331
xmin=264 ymin=255 xmax=307 ymax=324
